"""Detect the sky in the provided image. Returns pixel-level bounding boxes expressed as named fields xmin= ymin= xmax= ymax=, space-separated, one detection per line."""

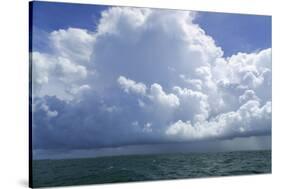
xmin=30 ymin=1 xmax=272 ymax=159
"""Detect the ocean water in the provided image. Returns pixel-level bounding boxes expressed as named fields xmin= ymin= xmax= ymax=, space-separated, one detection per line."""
xmin=32 ymin=150 xmax=271 ymax=188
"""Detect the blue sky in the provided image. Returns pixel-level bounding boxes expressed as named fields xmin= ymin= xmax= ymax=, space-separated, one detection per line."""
xmin=196 ymin=12 xmax=271 ymax=57
xmin=31 ymin=1 xmax=271 ymax=57
xmin=31 ymin=1 xmax=272 ymax=159
xmin=32 ymin=2 xmax=107 ymax=32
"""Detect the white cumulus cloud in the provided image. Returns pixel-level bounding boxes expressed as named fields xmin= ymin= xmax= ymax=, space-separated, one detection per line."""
xmin=117 ymin=76 xmax=147 ymax=95
xmin=32 ymin=7 xmax=271 ymax=150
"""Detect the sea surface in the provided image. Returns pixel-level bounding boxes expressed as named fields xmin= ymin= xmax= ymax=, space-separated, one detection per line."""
xmin=32 ymin=150 xmax=271 ymax=188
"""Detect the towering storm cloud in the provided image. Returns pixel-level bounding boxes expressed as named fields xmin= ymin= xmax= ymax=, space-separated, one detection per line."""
xmin=31 ymin=7 xmax=271 ymax=150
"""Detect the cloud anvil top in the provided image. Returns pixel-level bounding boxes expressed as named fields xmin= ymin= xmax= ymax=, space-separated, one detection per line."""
xmin=29 ymin=1 xmax=272 ymax=188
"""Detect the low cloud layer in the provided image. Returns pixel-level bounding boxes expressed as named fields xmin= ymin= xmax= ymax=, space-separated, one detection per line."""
xmin=32 ymin=7 xmax=271 ymax=150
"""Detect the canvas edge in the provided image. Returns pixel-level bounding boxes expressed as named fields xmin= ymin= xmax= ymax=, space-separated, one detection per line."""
xmin=29 ymin=1 xmax=34 ymax=188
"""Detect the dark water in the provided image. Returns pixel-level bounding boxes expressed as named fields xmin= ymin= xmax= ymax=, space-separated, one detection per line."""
xmin=32 ymin=150 xmax=271 ymax=188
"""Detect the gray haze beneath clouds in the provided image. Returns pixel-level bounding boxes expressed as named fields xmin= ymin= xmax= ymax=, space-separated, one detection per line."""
xmin=34 ymin=136 xmax=271 ymax=160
